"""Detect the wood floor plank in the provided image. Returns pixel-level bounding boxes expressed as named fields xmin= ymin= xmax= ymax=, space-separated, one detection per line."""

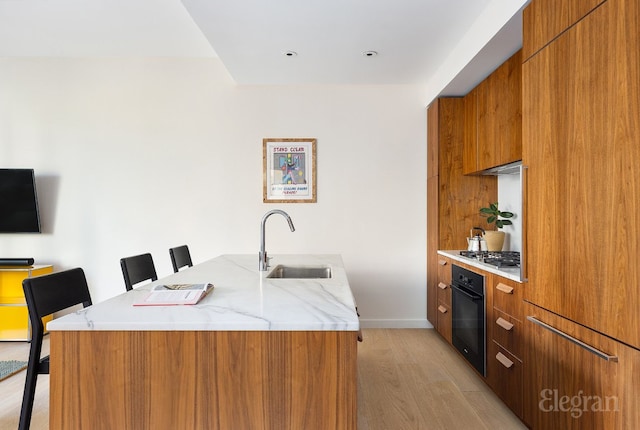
xmin=1 ymin=329 xmax=526 ymax=430
xmin=463 ymin=391 xmax=525 ymax=430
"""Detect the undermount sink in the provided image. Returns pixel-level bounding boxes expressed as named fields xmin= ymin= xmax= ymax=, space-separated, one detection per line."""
xmin=267 ymin=265 xmax=332 ymax=279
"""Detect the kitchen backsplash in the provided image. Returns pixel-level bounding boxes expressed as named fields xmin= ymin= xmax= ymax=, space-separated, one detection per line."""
xmin=497 ymin=173 xmax=522 ymax=252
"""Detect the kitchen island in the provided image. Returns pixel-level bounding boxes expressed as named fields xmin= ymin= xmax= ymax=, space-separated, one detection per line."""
xmin=47 ymin=254 xmax=359 ymax=430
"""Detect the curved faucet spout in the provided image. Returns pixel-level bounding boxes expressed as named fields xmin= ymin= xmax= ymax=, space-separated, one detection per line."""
xmin=259 ymin=210 xmax=295 ymax=271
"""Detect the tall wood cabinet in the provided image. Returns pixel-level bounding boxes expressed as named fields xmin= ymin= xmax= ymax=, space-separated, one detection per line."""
xmin=523 ymin=0 xmax=640 ymax=349
xmin=426 ymin=98 xmax=496 ymax=329
xmin=522 ymin=0 xmax=640 ymax=427
xmin=522 ymin=0 xmax=606 ymax=60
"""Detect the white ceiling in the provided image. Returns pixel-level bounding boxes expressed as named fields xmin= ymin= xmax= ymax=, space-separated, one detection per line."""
xmin=0 ymin=0 xmax=526 ymax=95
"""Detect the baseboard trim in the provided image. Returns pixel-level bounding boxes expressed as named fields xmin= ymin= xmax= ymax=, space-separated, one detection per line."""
xmin=359 ymin=319 xmax=433 ymax=329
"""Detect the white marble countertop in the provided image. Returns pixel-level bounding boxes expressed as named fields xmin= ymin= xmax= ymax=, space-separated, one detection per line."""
xmin=437 ymin=250 xmax=523 ymax=283
xmin=48 ymin=254 xmax=360 ymax=332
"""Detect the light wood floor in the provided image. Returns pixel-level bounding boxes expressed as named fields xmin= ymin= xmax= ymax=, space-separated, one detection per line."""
xmin=0 ymin=329 xmax=525 ymax=430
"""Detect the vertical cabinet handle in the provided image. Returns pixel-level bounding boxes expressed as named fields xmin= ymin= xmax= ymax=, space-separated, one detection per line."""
xmin=495 ymin=283 xmax=514 ymax=294
xmin=496 ymin=351 xmax=514 ymax=369
xmin=438 ymin=305 xmax=448 ymax=314
xmin=527 ymin=316 xmax=618 ymax=362
xmin=438 ymin=282 xmax=448 ymax=290
xmin=496 ymin=317 xmax=514 ymax=331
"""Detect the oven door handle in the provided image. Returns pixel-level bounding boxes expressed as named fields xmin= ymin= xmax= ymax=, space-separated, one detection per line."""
xmin=451 ymin=284 xmax=482 ymax=300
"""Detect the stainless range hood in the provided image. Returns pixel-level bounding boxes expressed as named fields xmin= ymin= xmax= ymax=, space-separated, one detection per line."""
xmin=480 ymin=161 xmax=522 ymax=175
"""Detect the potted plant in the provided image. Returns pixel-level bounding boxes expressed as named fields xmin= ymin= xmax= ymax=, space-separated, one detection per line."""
xmin=479 ymin=202 xmax=514 ymax=251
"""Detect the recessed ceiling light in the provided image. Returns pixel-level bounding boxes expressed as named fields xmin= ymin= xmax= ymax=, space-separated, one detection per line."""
xmin=283 ymin=51 xmax=298 ymax=57
xmin=362 ymin=51 xmax=378 ymax=57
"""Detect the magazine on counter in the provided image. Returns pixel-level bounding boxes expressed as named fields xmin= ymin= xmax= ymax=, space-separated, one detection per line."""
xmin=133 ymin=283 xmax=214 ymax=306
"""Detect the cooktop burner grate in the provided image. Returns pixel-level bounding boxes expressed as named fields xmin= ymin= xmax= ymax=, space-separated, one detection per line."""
xmin=459 ymin=251 xmax=520 ymax=268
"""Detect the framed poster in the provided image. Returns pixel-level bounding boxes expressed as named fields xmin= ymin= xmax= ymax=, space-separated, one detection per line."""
xmin=263 ymin=138 xmax=317 ymax=203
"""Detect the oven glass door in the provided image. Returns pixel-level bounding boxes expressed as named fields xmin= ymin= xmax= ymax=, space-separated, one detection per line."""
xmin=451 ymin=284 xmax=485 ymax=376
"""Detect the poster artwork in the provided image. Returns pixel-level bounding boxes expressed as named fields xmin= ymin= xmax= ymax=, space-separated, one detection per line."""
xmin=269 ymin=145 xmax=309 ymax=198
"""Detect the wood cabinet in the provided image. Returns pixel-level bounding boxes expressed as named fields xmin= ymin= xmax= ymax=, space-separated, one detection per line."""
xmin=426 ymin=177 xmax=439 ymax=325
xmin=463 ymin=50 xmax=522 ymax=174
xmin=523 ymin=302 xmax=640 ymax=429
xmin=435 ymin=257 xmax=452 ymax=342
xmin=486 ymin=275 xmax=524 ymax=419
xmin=51 ymin=330 xmax=357 ymax=430
xmin=462 ymin=87 xmax=478 ymax=175
xmin=0 ymin=265 xmax=53 ymax=341
xmin=426 ymin=98 xmax=496 ymax=328
xmin=522 ymin=0 xmax=640 ymax=349
xmin=522 ymin=0 xmax=606 ymax=60
xmin=522 ymin=0 xmax=640 ymax=427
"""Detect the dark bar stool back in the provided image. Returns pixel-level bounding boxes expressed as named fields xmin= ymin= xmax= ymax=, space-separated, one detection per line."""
xmin=19 ymin=268 xmax=93 ymax=430
xmin=120 ymin=253 xmax=158 ymax=291
xmin=169 ymin=245 xmax=193 ymax=273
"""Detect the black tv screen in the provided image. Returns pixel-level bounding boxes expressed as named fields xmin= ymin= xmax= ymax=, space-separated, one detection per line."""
xmin=0 ymin=169 xmax=41 ymax=233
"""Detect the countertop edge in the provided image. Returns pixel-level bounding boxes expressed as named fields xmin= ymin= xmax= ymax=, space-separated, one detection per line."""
xmin=437 ymin=250 xmax=524 ymax=283
xmin=48 ymin=254 xmax=360 ymax=332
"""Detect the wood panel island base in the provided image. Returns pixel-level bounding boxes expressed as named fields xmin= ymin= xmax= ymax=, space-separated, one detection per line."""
xmin=47 ymin=255 xmax=360 ymax=430
xmin=50 ymin=330 xmax=357 ymax=430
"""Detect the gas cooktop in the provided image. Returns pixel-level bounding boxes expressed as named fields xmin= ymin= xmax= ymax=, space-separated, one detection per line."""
xmin=459 ymin=251 xmax=520 ymax=268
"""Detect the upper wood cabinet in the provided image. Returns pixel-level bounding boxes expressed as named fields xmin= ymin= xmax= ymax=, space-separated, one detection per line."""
xmin=463 ymin=50 xmax=522 ymax=175
xmin=522 ymin=0 xmax=606 ymax=60
xmin=427 ymin=98 xmax=496 ymax=251
xmin=522 ymin=0 xmax=640 ymax=349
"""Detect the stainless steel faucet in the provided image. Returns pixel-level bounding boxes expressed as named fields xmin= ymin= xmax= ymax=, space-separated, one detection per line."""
xmin=259 ymin=209 xmax=295 ymax=271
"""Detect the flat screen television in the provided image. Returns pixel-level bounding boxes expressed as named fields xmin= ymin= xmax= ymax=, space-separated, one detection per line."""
xmin=0 ymin=168 xmax=41 ymax=233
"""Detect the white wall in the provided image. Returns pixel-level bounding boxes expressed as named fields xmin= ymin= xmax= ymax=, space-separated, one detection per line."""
xmin=0 ymin=57 xmax=427 ymax=327
xmin=498 ymin=173 xmax=522 ymax=252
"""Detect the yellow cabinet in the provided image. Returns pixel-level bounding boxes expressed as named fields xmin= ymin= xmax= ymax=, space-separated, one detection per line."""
xmin=0 ymin=265 xmax=53 ymax=341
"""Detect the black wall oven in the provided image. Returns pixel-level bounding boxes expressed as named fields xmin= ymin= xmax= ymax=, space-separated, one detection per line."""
xmin=451 ymin=264 xmax=486 ymax=376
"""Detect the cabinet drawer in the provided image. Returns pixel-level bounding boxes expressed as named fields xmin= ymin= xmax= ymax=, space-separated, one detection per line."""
xmin=437 ymin=257 xmax=452 ymax=285
xmin=436 ymin=281 xmax=451 ymax=307
xmin=436 ymin=301 xmax=452 ymax=343
xmin=492 ymin=277 xmax=522 ymax=320
xmin=488 ymin=340 xmax=523 ymax=419
xmin=492 ymin=308 xmax=522 ymax=360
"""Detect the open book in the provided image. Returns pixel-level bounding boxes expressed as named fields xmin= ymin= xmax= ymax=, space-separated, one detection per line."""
xmin=133 ymin=283 xmax=214 ymax=306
